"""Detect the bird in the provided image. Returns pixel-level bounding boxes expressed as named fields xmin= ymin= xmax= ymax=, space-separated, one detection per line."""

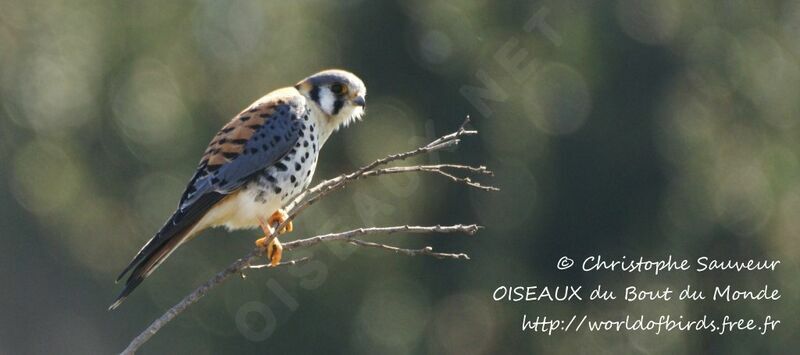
xmin=110 ymin=69 xmax=367 ymax=310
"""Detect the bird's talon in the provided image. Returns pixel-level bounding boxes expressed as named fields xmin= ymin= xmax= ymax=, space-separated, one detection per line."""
xmin=268 ymin=209 xmax=292 ymax=234
xmin=256 ymin=209 xmax=289 ymax=266
xmin=268 ymin=238 xmax=283 ymax=266
xmin=254 ymin=237 xmax=283 ymax=266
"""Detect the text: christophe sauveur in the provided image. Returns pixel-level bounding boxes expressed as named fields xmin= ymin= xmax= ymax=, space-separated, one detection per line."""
xmin=580 ymin=255 xmax=779 ymax=275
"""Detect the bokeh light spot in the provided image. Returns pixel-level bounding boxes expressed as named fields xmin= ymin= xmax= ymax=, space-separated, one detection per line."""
xmin=525 ymin=63 xmax=591 ymax=135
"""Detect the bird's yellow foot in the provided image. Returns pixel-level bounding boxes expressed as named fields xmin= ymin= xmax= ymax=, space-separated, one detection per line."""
xmin=255 ymin=236 xmax=283 ymax=267
xmin=268 ymin=209 xmax=293 ymax=234
xmin=255 ymin=210 xmax=292 ymax=266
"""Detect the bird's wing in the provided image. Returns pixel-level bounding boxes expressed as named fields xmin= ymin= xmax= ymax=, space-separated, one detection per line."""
xmin=110 ymin=88 xmax=306 ymax=309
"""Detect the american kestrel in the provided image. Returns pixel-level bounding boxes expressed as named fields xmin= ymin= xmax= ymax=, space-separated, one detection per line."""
xmin=110 ymin=70 xmax=367 ymax=310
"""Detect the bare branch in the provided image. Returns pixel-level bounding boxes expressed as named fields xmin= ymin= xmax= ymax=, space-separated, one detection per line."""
xmin=120 ymin=118 xmax=492 ymax=354
xmin=120 ymin=251 xmax=259 ymax=355
xmin=282 ymin=224 xmax=481 ymax=250
xmin=246 ymin=256 xmax=313 ymax=270
xmin=348 ymin=239 xmax=471 ymax=259
xmin=120 ymin=224 xmax=477 ymax=355
xmin=363 ymin=165 xmax=499 ymax=192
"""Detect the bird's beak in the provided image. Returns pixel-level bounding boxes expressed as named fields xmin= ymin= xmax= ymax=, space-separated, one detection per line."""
xmin=352 ymin=95 xmax=366 ymax=107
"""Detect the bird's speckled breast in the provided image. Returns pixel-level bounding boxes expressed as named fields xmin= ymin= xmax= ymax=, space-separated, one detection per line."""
xmin=245 ymin=105 xmax=321 ymax=209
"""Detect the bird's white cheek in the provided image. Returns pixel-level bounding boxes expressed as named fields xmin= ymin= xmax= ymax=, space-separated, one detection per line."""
xmin=319 ymin=89 xmax=335 ymax=115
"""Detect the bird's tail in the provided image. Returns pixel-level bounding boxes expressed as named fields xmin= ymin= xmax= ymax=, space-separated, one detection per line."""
xmin=109 ymin=192 xmax=224 ymax=310
xmin=109 ymin=221 xmax=196 ymax=310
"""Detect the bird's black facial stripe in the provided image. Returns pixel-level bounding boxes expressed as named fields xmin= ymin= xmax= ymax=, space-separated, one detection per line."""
xmin=309 ymin=86 xmax=320 ymax=104
xmin=332 ymin=99 xmax=344 ymax=115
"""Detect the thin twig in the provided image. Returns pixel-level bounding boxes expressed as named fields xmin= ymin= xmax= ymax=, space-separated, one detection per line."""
xmin=246 ymin=256 xmax=313 ymax=270
xmin=120 ymin=117 xmax=493 ymax=354
xmin=348 ymin=239 xmax=471 ymax=259
xmin=363 ymin=165 xmax=499 ymax=192
xmin=282 ymin=224 xmax=481 ymax=250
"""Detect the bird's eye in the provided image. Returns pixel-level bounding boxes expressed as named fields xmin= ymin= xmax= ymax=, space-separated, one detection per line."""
xmin=330 ymin=83 xmax=347 ymax=95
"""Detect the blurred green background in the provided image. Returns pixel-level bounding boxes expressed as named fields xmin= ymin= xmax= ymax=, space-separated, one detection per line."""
xmin=1 ymin=0 xmax=799 ymax=354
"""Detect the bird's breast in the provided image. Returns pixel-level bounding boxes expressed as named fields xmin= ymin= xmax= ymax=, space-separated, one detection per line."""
xmin=244 ymin=119 xmax=321 ymax=216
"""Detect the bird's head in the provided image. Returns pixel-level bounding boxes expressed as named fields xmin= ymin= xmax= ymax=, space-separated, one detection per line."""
xmin=295 ymin=69 xmax=367 ymax=129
